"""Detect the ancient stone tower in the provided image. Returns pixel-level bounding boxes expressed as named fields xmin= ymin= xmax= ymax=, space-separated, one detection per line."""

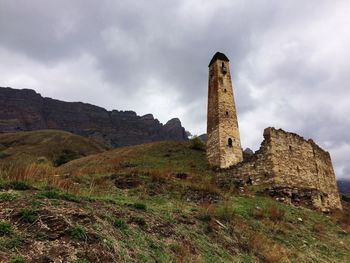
xmin=207 ymin=52 xmax=243 ymax=168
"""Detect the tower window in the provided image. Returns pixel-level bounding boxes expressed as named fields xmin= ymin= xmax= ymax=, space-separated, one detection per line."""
xmin=221 ymin=62 xmax=227 ymax=74
xmin=225 ymin=111 xmax=229 ymax=116
xmin=228 ymin=138 xmax=233 ymax=147
xmin=289 ymin=145 xmax=292 ymax=151
xmin=224 ymin=89 xmax=227 ymax=93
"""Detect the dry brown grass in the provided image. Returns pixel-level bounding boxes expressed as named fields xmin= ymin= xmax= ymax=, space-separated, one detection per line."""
xmin=248 ymin=232 xmax=289 ymax=263
xmin=332 ymin=209 xmax=350 ymax=231
xmin=250 ymin=207 xmax=265 ymax=220
xmin=266 ymin=205 xmax=285 ymax=223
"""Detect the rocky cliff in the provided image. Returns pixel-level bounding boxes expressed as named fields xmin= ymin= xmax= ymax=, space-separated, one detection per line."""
xmin=0 ymin=87 xmax=188 ymax=147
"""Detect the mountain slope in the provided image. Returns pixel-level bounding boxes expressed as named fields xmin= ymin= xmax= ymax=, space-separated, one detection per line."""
xmin=0 ymin=130 xmax=109 ymax=166
xmin=0 ymin=87 xmax=188 ymax=147
xmin=0 ymin=140 xmax=349 ymax=262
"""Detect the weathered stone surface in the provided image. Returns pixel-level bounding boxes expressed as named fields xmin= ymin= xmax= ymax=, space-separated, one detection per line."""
xmin=228 ymin=127 xmax=342 ymax=211
xmin=206 ymin=52 xmax=243 ymax=168
xmin=0 ymin=87 xmax=188 ymax=147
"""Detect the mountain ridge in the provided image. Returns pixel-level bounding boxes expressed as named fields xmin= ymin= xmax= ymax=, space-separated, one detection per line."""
xmin=0 ymin=87 xmax=188 ymax=147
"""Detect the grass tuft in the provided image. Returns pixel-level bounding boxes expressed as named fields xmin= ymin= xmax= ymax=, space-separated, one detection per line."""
xmin=0 ymin=221 xmax=13 ymax=236
xmin=112 ymin=218 xmax=128 ymax=231
xmin=133 ymin=202 xmax=147 ymax=210
xmin=0 ymin=181 xmax=31 ymax=191
xmin=66 ymin=225 xmax=87 ymax=240
xmin=0 ymin=192 xmax=17 ymax=202
xmin=17 ymin=208 xmax=38 ymax=223
xmin=9 ymin=256 xmax=25 ymax=263
xmin=36 ymin=187 xmax=80 ymax=202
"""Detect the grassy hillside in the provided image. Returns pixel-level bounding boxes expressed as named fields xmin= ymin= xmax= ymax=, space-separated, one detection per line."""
xmin=0 ymin=130 xmax=109 ymax=167
xmin=0 ymin=137 xmax=349 ymax=262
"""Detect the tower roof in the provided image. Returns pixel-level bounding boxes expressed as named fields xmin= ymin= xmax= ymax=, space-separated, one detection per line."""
xmin=208 ymin=52 xmax=230 ymax=67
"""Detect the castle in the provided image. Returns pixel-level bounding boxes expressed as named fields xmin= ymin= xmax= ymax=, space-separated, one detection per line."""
xmin=207 ymin=52 xmax=342 ymax=211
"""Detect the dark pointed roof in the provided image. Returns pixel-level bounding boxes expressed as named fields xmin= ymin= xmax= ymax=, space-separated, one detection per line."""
xmin=208 ymin=52 xmax=229 ymax=67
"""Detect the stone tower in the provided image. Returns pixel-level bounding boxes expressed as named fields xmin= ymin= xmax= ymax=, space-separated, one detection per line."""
xmin=207 ymin=52 xmax=243 ymax=168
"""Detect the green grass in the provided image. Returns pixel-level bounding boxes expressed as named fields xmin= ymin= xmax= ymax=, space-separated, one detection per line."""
xmin=0 ymin=235 xmax=25 ymax=249
xmin=0 ymin=181 xmax=31 ymax=191
xmin=66 ymin=225 xmax=87 ymax=240
xmin=0 ymin=221 xmax=13 ymax=236
xmin=0 ymin=139 xmax=349 ymax=262
xmin=133 ymin=202 xmax=147 ymax=210
xmin=9 ymin=256 xmax=25 ymax=263
xmin=36 ymin=187 xmax=80 ymax=202
xmin=0 ymin=192 xmax=17 ymax=202
xmin=17 ymin=208 xmax=38 ymax=223
xmin=112 ymin=218 xmax=128 ymax=231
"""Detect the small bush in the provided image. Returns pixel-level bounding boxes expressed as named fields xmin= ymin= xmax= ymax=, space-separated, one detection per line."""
xmin=0 ymin=151 xmax=11 ymax=159
xmin=189 ymin=136 xmax=206 ymax=151
xmin=9 ymin=256 xmax=25 ymax=263
xmin=341 ymin=194 xmax=350 ymax=203
xmin=0 ymin=192 xmax=17 ymax=202
xmin=133 ymin=202 xmax=147 ymax=210
xmin=67 ymin=225 xmax=87 ymax=240
xmin=113 ymin=218 xmax=128 ymax=231
xmin=0 ymin=221 xmax=13 ymax=236
xmin=0 ymin=181 xmax=31 ymax=191
xmin=54 ymin=149 xmax=79 ymax=166
xmin=18 ymin=208 xmax=38 ymax=223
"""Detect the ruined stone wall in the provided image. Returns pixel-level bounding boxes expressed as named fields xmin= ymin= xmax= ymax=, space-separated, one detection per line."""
xmin=230 ymin=127 xmax=342 ymax=211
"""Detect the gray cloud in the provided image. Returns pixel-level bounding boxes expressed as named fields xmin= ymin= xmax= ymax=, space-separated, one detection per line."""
xmin=0 ymin=0 xmax=349 ymax=179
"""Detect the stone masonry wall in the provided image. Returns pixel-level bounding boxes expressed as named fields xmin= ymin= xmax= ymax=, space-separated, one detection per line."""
xmin=229 ymin=127 xmax=342 ymax=211
xmin=207 ymin=53 xmax=243 ymax=168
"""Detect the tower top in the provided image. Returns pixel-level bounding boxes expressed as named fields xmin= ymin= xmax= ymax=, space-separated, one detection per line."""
xmin=208 ymin=52 xmax=229 ymax=67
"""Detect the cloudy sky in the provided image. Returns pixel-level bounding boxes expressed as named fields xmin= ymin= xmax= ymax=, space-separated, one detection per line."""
xmin=0 ymin=0 xmax=349 ymax=179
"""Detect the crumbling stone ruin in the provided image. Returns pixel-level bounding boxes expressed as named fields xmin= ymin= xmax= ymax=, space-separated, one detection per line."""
xmin=206 ymin=52 xmax=342 ymax=211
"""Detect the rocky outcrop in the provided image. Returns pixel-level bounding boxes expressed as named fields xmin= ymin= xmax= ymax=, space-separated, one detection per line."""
xmin=0 ymin=87 xmax=188 ymax=147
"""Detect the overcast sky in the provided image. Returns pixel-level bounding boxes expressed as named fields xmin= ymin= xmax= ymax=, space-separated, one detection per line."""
xmin=0 ymin=0 xmax=349 ymax=179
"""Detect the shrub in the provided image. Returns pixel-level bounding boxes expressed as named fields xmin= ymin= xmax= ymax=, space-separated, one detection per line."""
xmin=0 ymin=221 xmax=13 ymax=236
xmin=113 ymin=218 xmax=128 ymax=231
xmin=341 ymin=194 xmax=350 ymax=203
xmin=0 ymin=192 xmax=17 ymax=202
xmin=133 ymin=202 xmax=147 ymax=210
xmin=18 ymin=208 xmax=38 ymax=223
xmin=0 ymin=151 xmax=11 ymax=159
xmin=54 ymin=149 xmax=79 ymax=166
xmin=189 ymin=136 xmax=206 ymax=151
xmin=67 ymin=225 xmax=87 ymax=240
xmin=9 ymin=256 xmax=25 ymax=263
